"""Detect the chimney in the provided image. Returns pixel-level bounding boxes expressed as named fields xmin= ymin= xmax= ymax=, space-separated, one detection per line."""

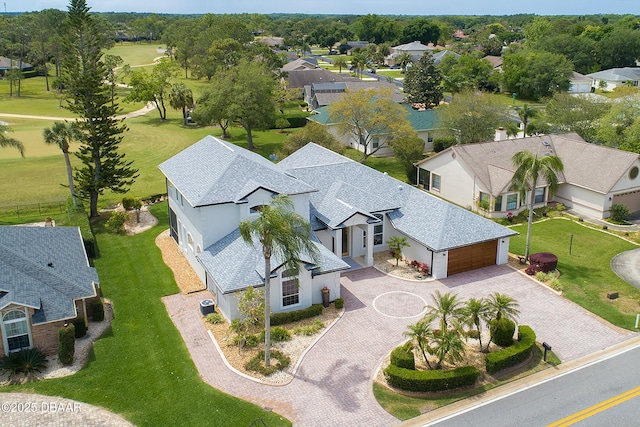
xmin=495 ymin=127 xmax=507 ymax=142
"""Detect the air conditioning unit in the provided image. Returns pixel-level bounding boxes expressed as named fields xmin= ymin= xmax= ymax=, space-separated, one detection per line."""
xmin=199 ymin=299 xmax=215 ymax=316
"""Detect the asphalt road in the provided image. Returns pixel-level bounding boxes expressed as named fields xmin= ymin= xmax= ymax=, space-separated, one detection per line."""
xmin=428 ymin=343 xmax=640 ymax=427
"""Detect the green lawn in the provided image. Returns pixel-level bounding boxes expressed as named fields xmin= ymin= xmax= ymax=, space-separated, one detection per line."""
xmin=1 ymin=203 xmax=290 ymax=427
xmin=510 ymin=218 xmax=640 ymax=329
xmin=106 ymin=42 xmax=164 ymax=67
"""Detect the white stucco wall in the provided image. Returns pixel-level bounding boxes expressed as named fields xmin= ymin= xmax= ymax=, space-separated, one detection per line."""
xmin=312 ymin=271 xmax=342 ymax=304
xmin=431 ymin=251 xmax=448 ymax=279
xmin=555 ymin=184 xmax=607 ymax=219
xmin=418 ymin=152 xmax=477 ymax=209
xmin=497 ymin=237 xmax=510 ymax=265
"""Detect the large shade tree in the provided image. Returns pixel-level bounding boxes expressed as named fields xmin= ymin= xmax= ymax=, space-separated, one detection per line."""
xmin=403 ymin=53 xmax=443 ymax=107
xmin=43 ymin=121 xmax=81 ymax=206
xmin=510 ymin=150 xmax=564 ymax=261
xmin=239 ymin=195 xmax=319 ymax=367
xmin=62 ymin=0 xmax=138 ymax=217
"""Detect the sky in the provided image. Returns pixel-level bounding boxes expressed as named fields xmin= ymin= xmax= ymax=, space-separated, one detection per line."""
xmin=14 ymin=0 xmax=640 ymax=16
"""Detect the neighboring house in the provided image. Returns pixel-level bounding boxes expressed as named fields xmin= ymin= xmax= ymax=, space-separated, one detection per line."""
xmin=0 ymin=56 xmax=34 ymax=77
xmin=483 ymin=55 xmax=503 ymax=70
xmin=569 ymin=72 xmax=593 ymax=93
xmin=586 ymin=67 xmax=640 ymax=91
xmin=304 ymin=80 xmax=403 ymax=109
xmin=159 ymin=137 xmax=349 ymax=321
xmin=286 ymin=69 xmax=353 ymax=90
xmin=279 ymin=143 xmax=516 ymax=279
xmin=282 ymin=59 xmax=319 ymax=72
xmin=308 ymin=103 xmax=443 ymax=155
xmin=160 ymin=136 xmax=516 ymax=320
xmin=385 ymin=41 xmax=433 ymax=66
xmin=432 ymin=50 xmax=460 ymax=65
xmin=453 ymin=29 xmax=469 ymax=40
xmin=415 ymin=133 xmax=640 ymax=220
xmin=340 ymin=41 xmax=372 ymax=55
xmin=257 ymin=37 xmax=284 ymax=47
xmin=0 ymin=226 xmax=100 ymax=356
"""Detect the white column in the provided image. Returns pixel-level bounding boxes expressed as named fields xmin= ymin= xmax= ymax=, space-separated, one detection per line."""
xmin=332 ymin=228 xmax=342 ymax=258
xmin=365 ymin=223 xmax=374 ymax=267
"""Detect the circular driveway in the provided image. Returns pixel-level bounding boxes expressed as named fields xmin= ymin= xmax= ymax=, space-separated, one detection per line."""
xmin=373 ymin=291 xmax=428 ymax=318
xmin=611 ymin=248 xmax=640 ymax=290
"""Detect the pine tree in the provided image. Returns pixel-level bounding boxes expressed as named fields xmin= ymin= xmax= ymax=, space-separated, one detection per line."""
xmin=403 ymin=53 xmax=443 ymax=108
xmin=61 ymin=0 xmax=138 ymax=217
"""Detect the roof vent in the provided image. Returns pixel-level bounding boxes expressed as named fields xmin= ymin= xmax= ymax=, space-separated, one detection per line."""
xmin=398 ymin=185 xmax=403 ymax=191
xmin=47 ymin=262 xmax=54 ymax=268
xmin=542 ymin=140 xmax=550 ymax=146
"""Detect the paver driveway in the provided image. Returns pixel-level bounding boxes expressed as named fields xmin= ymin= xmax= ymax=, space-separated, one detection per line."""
xmin=164 ymin=265 xmax=632 ymax=427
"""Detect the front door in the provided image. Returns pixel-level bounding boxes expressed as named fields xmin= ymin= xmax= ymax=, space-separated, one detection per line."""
xmin=341 ymin=227 xmax=349 ymax=256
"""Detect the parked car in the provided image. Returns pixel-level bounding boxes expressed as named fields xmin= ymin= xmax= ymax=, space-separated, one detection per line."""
xmin=367 ymin=68 xmax=376 ymax=74
xmin=389 ymin=65 xmax=401 ymax=70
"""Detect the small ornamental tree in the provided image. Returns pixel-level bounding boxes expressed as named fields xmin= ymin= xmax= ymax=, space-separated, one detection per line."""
xmin=58 ymin=323 xmax=76 ymax=365
xmin=387 ymin=236 xmax=410 ymax=266
xmin=610 ymin=204 xmax=631 ymax=222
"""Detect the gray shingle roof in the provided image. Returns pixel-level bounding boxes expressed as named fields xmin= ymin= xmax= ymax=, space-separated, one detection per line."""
xmin=279 ymin=143 xmax=516 ymax=251
xmin=159 ymin=136 xmax=317 ymax=207
xmin=0 ymin=226 xmax=98 ymax=324
xmin=287 ymin=69 xmax=352 ymax=89
xmin=586 ymin=67 xmax=640 ymax=82
xmin=420 ymin=133 xmax=639 ymax=196
xmin=197 ymin=228 xmax=349 ymax=294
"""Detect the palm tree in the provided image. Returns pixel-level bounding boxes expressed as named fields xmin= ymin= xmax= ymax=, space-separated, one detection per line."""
xmin=431 ymin=328 xmax=466 ymax=369
xmin=516 ymin=104 xmax=537 ymax=136
xmin=425 ymin=290 xmax=464 ymax=333
xmin=403 ymin=319 xmax=433 ymax=369
xmin=485 ymin=292 xmax=520 ymax=351
xmin=463 ymin=297 xmax=490 ymax=352
xmin=396 ymin=52 xmax=414 ymax=72
xmin=386 ymin=236 xmax=410 ymax=266
xmin=43 ymin=121 xmax=82 ymax=206
xmin=239 ymin=195 xmax=319 ymax=366
xmin=333 ymin=57 xmax=348 ymax=74
xmin=350 ymin=53 xmax=366 ymax=79
xmin=169 ymin=82 xmax=194 ymax=126
xmin=0 ymin=124 xmax=25 ymax=157
xmin=511 ymin=150 xmax=564 ymax=261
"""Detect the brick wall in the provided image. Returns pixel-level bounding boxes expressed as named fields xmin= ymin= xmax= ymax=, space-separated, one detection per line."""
xmin=31 ymin=320 xmax=67 ymax=356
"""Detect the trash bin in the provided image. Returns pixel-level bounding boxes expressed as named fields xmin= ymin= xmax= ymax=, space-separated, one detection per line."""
xmin=200 ymin=299 xmax=215 ymax=316
xmin=322 ymin=289 xmax=330 ymax=308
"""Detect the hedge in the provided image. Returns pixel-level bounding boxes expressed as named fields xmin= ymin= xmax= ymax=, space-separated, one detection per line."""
xmin=270 ymin=304 xmax=323 ymax=326
xmin=390 ymin=345 xmax=415 ymax=370
xmin=384 ymin=365 xmax=479 ymax=392
xmin=485 ymin=325 xmax=536 ymax=375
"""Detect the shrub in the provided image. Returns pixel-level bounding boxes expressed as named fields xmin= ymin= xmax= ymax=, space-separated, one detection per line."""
xmin=432 ymin=136 xmax=457 ymax=153
xmin=491 ymin=318 xmax=516 ymax=347
xmin=58 ymin=324 xmax=76 ymax=365
xmin=92 ymin=299 xmax=104 ymax=321
xmin=106 ymin=211 xmax=128 ymax=234
xmin=529 ymin=252 xmax=558 ymax=273
xmin=334 ymin=298 xmax=345 ymax=309
xmin=73 ymin=320 xmax=87 ymax=338
xmin=232 ymin=333 xmax=261 ymax=348
xmin=206 ymin=313 xmax=224 ymax=324
xmin=548 ymin=278 xmax=562 ymax=291
xmin=261 ymin=326 xmax=291 ymax=342
xmin=611 ymin=204 xmax=631 ymax=222
xmin=293 ymin=319 xmax=325 ymax=336
xmin=271 ymin=304 xmax=323 ymax=326
xmin=0 ymin=348 xmax=47 ymax=379
xmin=244 ymin=350 xmax=290 ymax=376
xmin=485 ymin=325 xmax=536 ymax=375
xmin=390 ymin=345 xmax=415 ymax=370
xmin=122 ymin=197 xmax=142 ymax=210
xmin=384 ymin=365 xmax=479 ymax=392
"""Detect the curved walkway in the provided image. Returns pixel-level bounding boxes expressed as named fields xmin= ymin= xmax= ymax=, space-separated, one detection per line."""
xmin=611 ymin=247 xmax=640 ymax=290
xmin=0 ymin=103 xmax=156 ymax=123
xmin=164 ymin=265 xmax=632 ymax=427
xmin=0 ymin=393 xmax=133 ymax=426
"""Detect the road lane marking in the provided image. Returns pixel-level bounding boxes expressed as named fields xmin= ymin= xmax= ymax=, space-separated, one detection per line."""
xmin=547 ymin=385 xmax=640 ymax=426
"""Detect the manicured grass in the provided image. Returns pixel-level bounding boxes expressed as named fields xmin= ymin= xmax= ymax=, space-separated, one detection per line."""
xmin=510 ymin=218 xmax=640 ymax=329
xmin=343 ymin=148 xmax=407 ymax=182
xmin=106 ymin=42 xmax=163 ymax=67
xmin=1 ymin=203 xmax=290 ymax=427
xmin=376 ymin=69 xmax=404 ymax=79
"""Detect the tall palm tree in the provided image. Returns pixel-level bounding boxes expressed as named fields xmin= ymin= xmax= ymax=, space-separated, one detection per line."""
xmin=425 ymin=290 xmax=464 ymax=333
xmin=239 ymin=195 xmax=319 ymax=366
xmin=0 ymin=125 xmax=25 ymax=157
xmin=463 ymin=297 xmax=490 ymax=352
xmin=485 ymin=292 xmax=520 ymax=351
xmin=350 ymin=53 xmax=366 ymax=79
xmin=333 ymin=57 xmax=348 ymax=74
xmin=169 ymin=82 xmax=194 ymax=126
xmin=403 ymin=319 xmax=433 ymax=369
xmin=43 ymin=121 xmax=81 ymax=206
xmin=516 ymin=104 xmax=537 ymax=136
xmin=511 ymin=150 xmax=564 ymax=261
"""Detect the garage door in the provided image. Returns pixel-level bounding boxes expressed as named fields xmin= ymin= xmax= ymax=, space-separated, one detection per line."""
xmin=612 ymin=190 xmax=640 ymax=213
xmin=447 ymin=240 xmax=498 ymax=276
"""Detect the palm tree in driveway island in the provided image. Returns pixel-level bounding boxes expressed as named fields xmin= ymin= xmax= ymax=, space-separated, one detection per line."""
xmin=239 ymin=195 xmax=319 ymax=367
xmin=510 ymin=150 xmax=564 ymax=261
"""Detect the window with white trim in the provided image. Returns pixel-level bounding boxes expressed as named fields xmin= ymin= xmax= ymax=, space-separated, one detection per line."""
xmin=432 ymin=174 xmax=441 ymax=191
xmin=507 ymin=194 xmax=518 ymax=210
xmin=494 ymin=195 xmax=503 ymax=212
xmin=373 ymin=214 xmax=384 ymax=246
xmin=3 ymin=310 xmax=31 ymax=352
xmin=282 ymin=270 xmax=299 ymax=307
xmin=534 ymin=187 xmax=545 ymax=204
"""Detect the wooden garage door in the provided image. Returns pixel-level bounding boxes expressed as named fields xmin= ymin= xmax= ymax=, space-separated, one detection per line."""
xmin=447 ymin=240 xmax=498 ymax=276
xmin=612 ymin=190 xmax=640 ymax=213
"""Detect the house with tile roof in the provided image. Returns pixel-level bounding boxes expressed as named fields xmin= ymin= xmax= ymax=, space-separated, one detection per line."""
xmin=0 ymin=226 xmax=100 ymax=356
xmin=160 ymin=137 xmax=517 ymax=320
xmin=308 ymin=103 xmax=444 ymax=155
xmin=415 ymin=133 xmax=640 ymax=220
xmin=586 ymin=67 xmax=640 ymax=91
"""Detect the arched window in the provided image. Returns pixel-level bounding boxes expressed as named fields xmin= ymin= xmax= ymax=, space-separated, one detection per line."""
xmin=3 ymin=310 xmax=31 ymax=352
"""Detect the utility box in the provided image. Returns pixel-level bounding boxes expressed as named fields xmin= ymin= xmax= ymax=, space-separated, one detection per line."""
xmin=200 ymin=299 xmax=215 ymax=316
